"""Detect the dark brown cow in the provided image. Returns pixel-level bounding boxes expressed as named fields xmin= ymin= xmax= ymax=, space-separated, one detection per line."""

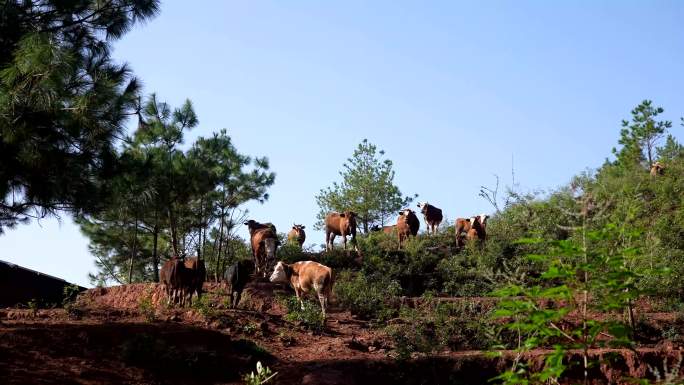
xmin=287 ymin=224 xmax=306 ymax=247
xmin=269 ymin=260 xmax=334 ymax=318
xmin=324 ymin=211 xmax=358 ymax=251
xmin=183 ymin=257 xmax=206 ymax=305
xmin=244 ymin=220 xmax=277 ymax=235
xmin=396 ymin=208 xmax=420 ymax=248
xmin=223 ymin=259 xmax=254 ymax=309
xmin=160 ymin=256 xmax=188 ymax=306
xmin=651 ymin=161 xmax=665 ymax=177
xmin=244 ymin=220 xmax=279 ymax=277
xmin=417 ymin=202 xmax=443 ymax=235
xmin=370 ymin=224 xmax=396 ymax=234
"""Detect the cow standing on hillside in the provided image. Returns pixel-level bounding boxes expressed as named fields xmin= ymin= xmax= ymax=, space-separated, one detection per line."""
xmin=465 ymin=214 xmax=488 ymax=243
xmin=244 ymin=220 xmax=279 ymax=277
xmin=651 ymin=161 xmax=665 ymax=177
xmin=224 ymin=259 xmax=254 ymax=309
xmin=287 ymin=224 xmax=306 ymax=247
xmin=183 ymin=256 xmax=206 ymax=305
xmin=324 ymin=211 xmax=358 ymax=251
xmin=417 ymin=202 xmax=443 ymax=235
xmin=455 ymin=217 xmax=473 ymax=248
xmin=396 ymin=208 xmax=420 ymax=248
xmin=160 ymin=256 xmax=188 ymax=306
xmin=269 ymin=260 xmax=334 ymax=318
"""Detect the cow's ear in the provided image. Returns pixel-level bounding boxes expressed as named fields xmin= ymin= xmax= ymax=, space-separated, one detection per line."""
xmin=300 ymin=225 xmax=305 ymax=229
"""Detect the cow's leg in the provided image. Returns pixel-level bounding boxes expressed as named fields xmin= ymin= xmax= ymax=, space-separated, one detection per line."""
xmin=253 ymin=250 xmax=260 ymax=276
xmin=318 ymin=293 xmax=327 ymax=318
xmin=341 ymin=233 xmax=347 ymax=250
xmin=235 ymin=288 xmax=243 ymax=309
xmin=328 ymin=233 xmax=336 ymax=251
xmin=294 ymin=287 xmax=304 ymax=310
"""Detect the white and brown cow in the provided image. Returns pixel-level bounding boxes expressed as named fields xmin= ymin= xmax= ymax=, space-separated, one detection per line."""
xmin=417 ymin=202 xmax=443 ymax=235
xmin=465 ymin=214 xmax=488 ymax=243
xmin=269 ymin=261 xmax=334 ymax=317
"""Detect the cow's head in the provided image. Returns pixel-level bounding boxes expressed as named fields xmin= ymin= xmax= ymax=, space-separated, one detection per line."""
xmin=478 ymin=214 xmax=489 ymax=226
xmin=399 ymin=208 xmax=416 ymax=217
xmin=341 ymin=211 xmax=357 ymax=219
xmin=269 ymin=261 xmax=290 ymax=283
xmin=243 ymin=219 xmax=258 ymax=229
xmin=292 ymin=224 xmax=305 ymax=232
xmin=417 ymin=202 xmax=430 ymax=214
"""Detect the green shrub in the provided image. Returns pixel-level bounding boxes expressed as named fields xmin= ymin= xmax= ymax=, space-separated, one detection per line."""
xmin=62 ymin=284 xmax=81 ymax=306
xmin=138 ymin=295 xmax=156 ymax=322
xmin=281 ymin=296 xmax=325 ymax=333
xmin=386 ymin=298 xmax=495 ymax=359
xmin=334 ymin=270 xmax=400 ymax=322
xmin=192 ymin=294 xmax=216 ymax=318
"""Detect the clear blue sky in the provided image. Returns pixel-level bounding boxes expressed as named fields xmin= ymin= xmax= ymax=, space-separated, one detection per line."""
xmin=2 ymin=1 xmax=684 ymax=287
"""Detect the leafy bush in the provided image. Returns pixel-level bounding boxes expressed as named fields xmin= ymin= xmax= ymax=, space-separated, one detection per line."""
xmin=334 ymin=270 xmax=400 ymax=322
xmin=138 ymin=295 xmax=156 ymax=322
xmin=387 ymin=297 xmax=495 ymax=359
xmin=281 ymin=296 xmax=325 ymax=333
xmin=192 ymin=294 xmax=216 ymax=318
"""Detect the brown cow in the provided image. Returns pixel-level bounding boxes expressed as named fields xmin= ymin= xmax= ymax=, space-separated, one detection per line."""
xmin=417 ymin=202 xmax=443 ymax=235
xmin=244 ymin=220 xmax=279 ymax=277
xmin=455 ymin=217 xmax=474 ymax=248
xmin=324 ymin=211 xmax=358 ymax=251
xmin=287 ymin=224 xmax=306 ymax=247
xmin=183 ymin=257 xmax=206 ymax=305
xmin=396 ymin=208 xmax=420 ymax=248
xmin=269 ymin=260 xmax=334 ymax=318
xmin=651 ymin=161 xmax=665 ymax=177
xmin=160 ymin=256 xmax=189 ymax=306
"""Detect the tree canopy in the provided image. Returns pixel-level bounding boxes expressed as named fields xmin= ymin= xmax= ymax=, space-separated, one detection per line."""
xmin=315 ymin=139 xmax=415 ymax=233
xmin=0 ymin=0 xmax=160 ymax=233
xmin=77 ymin=94 xmax=275 ymax=286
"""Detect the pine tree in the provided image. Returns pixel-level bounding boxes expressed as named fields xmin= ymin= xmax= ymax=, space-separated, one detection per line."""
xmin=77 ymin=95 xmax=275 ymax=285
xmin=315 ymin=139 xmax=415 ymax=233
xmin=613 ymin=100 xmax=671 ymax=168
xmin=0 ymin=0 xmax=160 ymax=233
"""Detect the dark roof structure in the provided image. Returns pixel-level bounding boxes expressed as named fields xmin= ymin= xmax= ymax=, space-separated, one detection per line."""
xmin=0 ymin=260 xmax=86 ymax=307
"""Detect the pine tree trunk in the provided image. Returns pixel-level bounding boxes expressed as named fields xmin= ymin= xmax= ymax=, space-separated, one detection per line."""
xmin=128 ymin=216 xmax=139 ymax=284
xmin=168 ymin=206 xmax=179 ymax=256
xmin=152 ymin=224 xmax=159 ymax=282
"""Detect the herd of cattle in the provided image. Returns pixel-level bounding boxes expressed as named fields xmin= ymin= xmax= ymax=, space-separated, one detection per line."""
xmin=159 ymin=202 xmax=489 ymax=316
